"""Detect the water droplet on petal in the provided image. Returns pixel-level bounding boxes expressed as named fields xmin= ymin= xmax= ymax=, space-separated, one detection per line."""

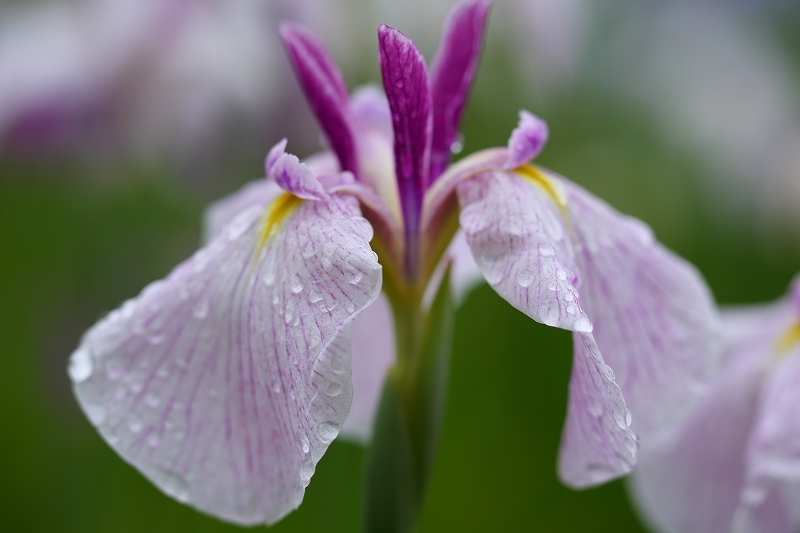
xmin=69 ymin=346 xmax=93 ymax=382
xmin=394 ymin=80 xmax=404 ymax=89
xmin=301 ymin=435 xmax=310 ymax=454
xmin=290 ymin=272 xmax=304 ymax=294
xmin=325 ymin=382 xmax=342 ymax=397
xmin=517 ymin=270 xmax=535 ymax=288
xmin=85 ymin=404 xmax=106 ymax=425
xmin=148 ymin=333 xmax=165 ymax=345
xmin=321 ymin=242 xmax=336 ymax=269
xmin=271 ymin=379 xmax=281 ymax=393
xmin=299 ymin=458 xmax=315 ymax=484
xmin=574 ymin=316 xmax=593 ymax=332
xmin=148 ymin=432 xmax=161 ymax=447
xmin=566 ymin=304 xmax=576 ymax=315
xmin=317 ymin=421 xmax=339 ymax=444
xmin=538 ymin=244 xmax=555 ymax=257
xmin=556 ymin=269 xmax=567 ymax=281
xmin=613 ymin=411 xmax=628 ymax=430
xmin=601 ymin=364 xmax=615 ymax=380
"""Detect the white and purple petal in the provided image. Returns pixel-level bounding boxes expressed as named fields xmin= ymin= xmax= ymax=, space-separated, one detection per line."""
xmin=503 ymin=110 xmax=549 ymax=170
xmin=69 ymin=193 xmax=382 ymax=525
xmin=561 ymin=176 xmax=721 ymax=441
xmin=558 ymin=332 xmax=638 ymax=487
xmin=456 ymin=169 xmax=591 ymax=332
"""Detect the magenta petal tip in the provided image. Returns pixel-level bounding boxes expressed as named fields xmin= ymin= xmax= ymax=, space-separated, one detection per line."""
xmin=504 ymin=110 xmax=549 ymax=169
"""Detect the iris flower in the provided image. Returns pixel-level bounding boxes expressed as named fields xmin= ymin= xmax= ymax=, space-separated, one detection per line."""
xmin=631 ymin=275 xmax=800 ymax=533
xmin=68 ymin=0 xmax=719 ymax=526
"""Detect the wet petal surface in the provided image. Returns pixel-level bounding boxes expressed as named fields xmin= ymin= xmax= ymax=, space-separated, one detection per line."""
xmin=70 ymin=193 xmax=382 ymax=525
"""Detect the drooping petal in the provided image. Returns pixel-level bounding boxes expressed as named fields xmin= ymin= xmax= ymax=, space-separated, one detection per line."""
xmin=280 ymin=23 xmax=359 ymax=175
xmin=629 ymin=346 xmax=764 ymax=533
xmin=340 ymin=293 xmax=396 ymax=442
xmin=629 ymin=297 xmax=793 ymax=533
xmin=736 ymin=344 xmax=800 ymax=532
xmin=558 ymin=332 xmax=638 ymax=487
xmin=560 ymin=175 xmax=721 ymax=441
xmin=378 ymin=24 xmax=432 ymax=276
xmin=69 ymin=194 xmax=382 ymax=525
xmin=429 ymin=0 xmax=491 ymax=180
xmin=456 ymin=169 xmax=592 ymax=332
xmin=504 ymin=110 xmax=549 ymax=170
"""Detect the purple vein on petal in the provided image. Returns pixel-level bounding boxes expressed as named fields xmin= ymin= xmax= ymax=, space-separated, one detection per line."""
xmin=378 ymin=24 xmax=432 ymax=279
xmin=429 ymin=0 xmax=491 ymax=182
xmin=280 ymin=22 xmax=360 ymax=176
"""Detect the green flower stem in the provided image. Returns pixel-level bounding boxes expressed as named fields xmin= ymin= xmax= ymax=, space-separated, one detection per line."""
xmin=363 ymin=266 xmax=455 ymax=533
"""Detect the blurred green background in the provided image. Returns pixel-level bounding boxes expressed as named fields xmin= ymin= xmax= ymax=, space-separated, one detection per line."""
xmin=2 ymin=0 xmax=800 ymax=531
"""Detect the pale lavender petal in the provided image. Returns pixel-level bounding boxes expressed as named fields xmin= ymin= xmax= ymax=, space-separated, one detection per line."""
xmin=280 ymin=23 xmax=359 ymax=175
xmin=350 ymin=86 xmax=400 ymax=223
xmin=68 ymin=194 xmax=382 ymax=525
xmin=737 ymin=346 xmax=800 ymax=532
xmin=429 ymin=0 xmax=491 ymax=180
xmin=351 ymin=85 xmax=393 ymax=142
xmin=265 ymin=139 xmax=288 ymax=176
xmin=629 ymin=340 xmax=765 ymax=533
xmin=558 ymin=332 xmax=639 ymax=488
xmin=339 ymin=293 xmax=395 ymax=442
xmin=202 ymin=179 xmax=282 ymax=245
xmin=267 ymin=142 xmax=329 ymax=201
xmin=448 ymin=230 xmax=483 ymax=303
xmin=456 ymin=169 xmax=593 ymax=332
xmin=378 ymin=24 xmax=432 ymax=275
xmin=504 ymin=110 xmax=549 ymax=170
xmin=561 ymin=176 xmax=721 ymax=441
xmin=629 ymin=296 xmax=795 ymax=533
xmin=731 ymin=487 xmax=794 ymax=533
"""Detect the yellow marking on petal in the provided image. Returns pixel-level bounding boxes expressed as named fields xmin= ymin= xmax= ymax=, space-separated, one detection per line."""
xmin=254 ymin=192 xmax=302 ymax=261
xmin=774 ymin=321 xmax=800 ymax=358
xmin=516 ymin=164 xmax=570 ymax=222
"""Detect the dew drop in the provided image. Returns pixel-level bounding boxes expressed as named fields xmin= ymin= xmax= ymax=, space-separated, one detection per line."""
xmin=613 ymin=412 xmax=628 ymax=430
xmin=290 ymin=272 xmax=304 ymax=294
xmin=601 ymin=364 xmax=615 ymax=380
xmin=263 ymin=268 xmax=276 ymax=286
xmin=193 ymin=299 xmax=209 ymax=320
xmin=128 ymin=418 xmax=143 ymax=433
xmin=556 ymin=268 xmax=567 ymax=280
xmin=106 ymin=358 xmax=125 ymax=381
xmin=321 ymin=242 xmax=336 ymax=269
xmin=308 ymin=290 xmax=324 ymax=303
xmin=299 ymin=458 xmax=315 ymax=483
xmin=547 ymin=282 xmax=557 ymax=291
xmin=271 ymin=379 xmax=281 ymax=393
xmin=317 ymin=421 xmax=339 ymax=444
xmin=346 ymin=302 xmax=355 ymax=314
xmin=626 ymin=411 xmax=633 ymax=427
xmin=156 ymin=367 xmax=169 ymax=379
xmin=325 ymin=382 xmax=342 ymax=397
xmin=68 ymin=346 xmax=93 ymax=382
xmin=566 ymin=304 xmax=576 ymax=315
xmin=148 ymin=333 xmax=165 ymax=345
xmin=394 ymin=80 xmax=404 ymax=89
xmin=301 ymin=435 xmax=310 ymax=454
xmin=517 ymin=270 xmax=535 ymax=288
xmin=565 ymin=292 xmax=574 ymax=302
xmin=538 ymin=244 xmax=555 ymax=256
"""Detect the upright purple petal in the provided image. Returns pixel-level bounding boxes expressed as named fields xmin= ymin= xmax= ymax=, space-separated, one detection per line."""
xmin=378 ymin=24 xmax=432 ymax=278
xmin=280 ymin=23 xmax=359 ymax=176
xmin=558 ymin=332 xmax=638 ymax=487
xmin=504 ymin=110 xmax=549 ymax=169
xmin=428 ymin=0 xmax=491 ymax=180
xmin=561 ymin=176 xmax=721 ymax=441
xmin=69 ymin=193 xmax=382 ymax=525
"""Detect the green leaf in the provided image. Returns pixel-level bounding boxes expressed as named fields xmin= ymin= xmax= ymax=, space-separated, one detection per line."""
xmin=362 ymin=266 xmax=456 ymax=533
